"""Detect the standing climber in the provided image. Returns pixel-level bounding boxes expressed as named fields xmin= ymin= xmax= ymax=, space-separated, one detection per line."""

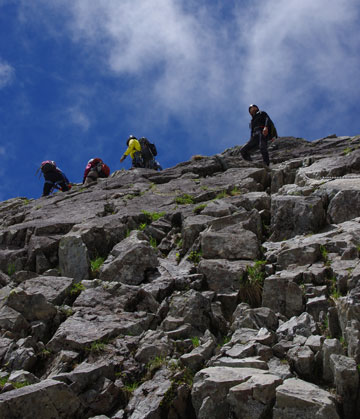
xmin=240 ymin=104 xmax=274 ymax=166
xmin=120 ymin=135 xmax=143 ymax=168
xmin=83 ymin=158 xmax=110 ymax=185
xmin=38 ymin=161 xmax=71 ymax=197
xmin=138 ymin=137 xmax=162 ymax=170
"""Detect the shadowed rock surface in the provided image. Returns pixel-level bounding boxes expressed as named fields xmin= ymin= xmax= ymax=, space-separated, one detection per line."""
xmin=0 ymin=135 xmax=360 ymax=418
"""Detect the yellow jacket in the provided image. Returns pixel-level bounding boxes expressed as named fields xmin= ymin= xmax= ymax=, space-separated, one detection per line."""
xmin=123 ymin=139 xmax=141 ymax=159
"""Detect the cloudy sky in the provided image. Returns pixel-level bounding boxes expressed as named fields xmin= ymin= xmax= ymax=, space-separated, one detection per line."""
xmin=0 ymin=0 xmax=359 ymax=200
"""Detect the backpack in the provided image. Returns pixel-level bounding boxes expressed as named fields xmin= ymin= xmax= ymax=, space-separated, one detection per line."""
xmin=41 ymin=160 xmax=57 ymax=173
xmin=100 ymin=163 xmax=110 ymax=177
xmin=268 ymin=118 xmax=278 ymax=140
xmin=139 ymin=137 xmax=157 ymax=159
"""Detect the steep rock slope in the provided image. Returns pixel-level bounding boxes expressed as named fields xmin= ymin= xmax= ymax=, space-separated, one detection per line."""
xmin=0 ymin=135 xmax=359 ymax=418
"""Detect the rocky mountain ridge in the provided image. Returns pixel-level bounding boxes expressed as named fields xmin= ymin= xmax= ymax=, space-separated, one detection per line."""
xmin=0 ymin=134 xmax=360 ymax=418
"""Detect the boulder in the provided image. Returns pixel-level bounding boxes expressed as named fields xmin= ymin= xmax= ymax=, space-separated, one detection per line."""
xmin=100 ymin=232 xmax=159 ymax=285
xmin=227 ymin=373 xmax=283 ymax=419
xmin=276 ymin=313 xmax=318 ymax=339
xmin=273 ymin=378 xmax=339 ymax=419
xmin=270 ymin=195 xmax=326 ymax=241
xmin=329 ymin=354 xmax=359 ymax=419
xmin=262 ymin=275 xmax=304 ymax=318
xmin=0 ymin=379 xmax=84 ymax=418
xmin=58 ymin=234 xmax=90 ymax=281
xmin=201 ymin=228 xmax=260 ymax=260
xmin=191 ymin=367 xmax=268 ymax=419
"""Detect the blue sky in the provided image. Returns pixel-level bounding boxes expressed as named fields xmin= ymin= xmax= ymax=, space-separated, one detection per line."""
xmin=1 ymin=0 xmax=359 ymax=200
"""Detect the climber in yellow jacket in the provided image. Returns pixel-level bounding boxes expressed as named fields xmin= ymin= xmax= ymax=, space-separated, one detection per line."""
xmin=120 ymin=135 xmax=143 ymax=168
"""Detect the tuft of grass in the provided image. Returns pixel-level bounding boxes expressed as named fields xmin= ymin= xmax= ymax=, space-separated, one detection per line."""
xmin=90 ymin=256 xmax=105 ymax=274
xmin=0 ymin=376 xmax=9 ymax=388
xmin=215 ymin=190 xmax=228 ymax=200
xmin=175 ymin=194 xmax=195 ymax=205
xmin=7 ymin=263 xmax=16 ymax=277
xmin=193 ymin=204 xmax=207 ymax=214
xmin=141 ymin=210 xmax=166 ymax=221
xmin=123 ymin=381 xmax=140 ymax=393
xmin=320 ymin=245 xmax=331 ymax=266
xmin=187 ymin=250 xmax=202 ymax=265
xmin=329 ymin=276 xmax=341 ymax=299
xmin=86 ymin=340 xmax=106 ymax=354
xmin=191 ymin=336 xmax=200 ymax=348
xmin=149 ymin=236 xmax=157 ymax=249
xmin=146 ymin=356 xmax=167 ymax=379
xmin=229 ymin=186 xmax=241 ymax=196
xmin=138 ymin=222 xmax=147 ymax=231
xmin=343 ymin=147 xmax=352 ymax=155
xmin=11 ymin=381 xmax=31 ymax=389
xmin=192 ymin=155 xmax=205 ymax=161
xmin=238 ymin=260 xmax=266 ymax=307
xmin=69 ymin=282 xmax=85 ymax=296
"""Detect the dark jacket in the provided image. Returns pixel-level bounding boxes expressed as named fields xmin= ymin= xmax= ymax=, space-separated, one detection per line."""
xmin=42 ymin=169 xmax=69 ymax=196
xmin=250 ymin=110 xmax=270 ymax=135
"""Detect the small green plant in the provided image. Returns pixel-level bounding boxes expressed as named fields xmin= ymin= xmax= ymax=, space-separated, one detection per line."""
xmin=149 ymin=236 xmax=157 ymax=249
xmin=200 ymin=186 xmax=209 ymax=191
xmin=176 ymin=238 xmax=183 ymax=248
xmin=229 ymin=186 xmax=241 ymax=196
xmin=218 ymin=336 xmax=231 ymax=348
xmin=176 ymin=252 xmax=181 ymax=263
xmin=191 ymin=336 xmax=200 ymax=348
xmin=146 ymin=356 xmax=166 ymax=378
xmin=339 ymin=336 xmax=348 ymax=351
xmin=69 ymin=282 xmax=85 ymax=296
xmin=138 ymin=222 xmax=147 ymax=231
xmin=59 ymin=305 xmax=73 ymax=317
xmin=320 ymin=245 xmax=331 ymax=266
xmin=320 ymin=315 xmax=329 ymax=336
xmin=175 ymin=194 xmax=195 ymax=205
xmin=40 ymin=348 xmax=52 ymax=358
xmin=187 ymin=250 xmax=202 ymax=265
xmin=23 ymin=198 xmax=31 ymax=205
xmin=126 ymin=229 xmax=132 ymax=238
xmin=141 ymin=210 xmax=166 ymax=221
xmin=123 ymin=381 xmax=140 ymax=393
xmin=193 ymin=204 xmax=207 ymax=214
xmin=329 ymin=277 xmax=340 ymax=299
xmin=238 ymin=260 xmax=267 ymax=307
xmin=215 ymin=190 xmax=228 ymax=200
xmin=7 ymin=263 xmax=16 ymax=277
xmin=86 ymin=340 xmax=106 ymax=354
xmin=0 ymin=376 xmax=8 ymax=388
xmin=343 ymin=147 xmax=352 ymax=155
xmin=90 ymin=256 xmax=105 ymax=274
xmin=11 ymin=381 xmax=31 ymax=389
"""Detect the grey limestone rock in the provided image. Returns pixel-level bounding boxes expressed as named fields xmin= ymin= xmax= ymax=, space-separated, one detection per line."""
xmin=100 ymin=231 xmax=159 ymax=285
xmin=273 ymin=377 xmax=339 ymax=419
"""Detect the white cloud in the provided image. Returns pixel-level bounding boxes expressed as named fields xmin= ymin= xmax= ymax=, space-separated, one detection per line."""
xmin=67 ymin=106 xmax=91 ymax=131
xmin=19 ymin=0 xmax=360 ymax=141
xmin=0 ymin=60 xmax=15 ymax=89
xmin=236 ymin=0 xmax=360 ymax=115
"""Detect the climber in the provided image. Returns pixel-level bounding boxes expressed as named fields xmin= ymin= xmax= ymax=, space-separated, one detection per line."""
xmin=38 ymin=160 xmax=71 ymax=197
xmin=83 ymin=158 xmax=110 ymax=185
xmin=138 ymin=137 xmax=162 ymax=171
xmin=240 ymin=104 xmax=273 ymax=166
xmin=119 ymin=135 xmax=143 ymax=168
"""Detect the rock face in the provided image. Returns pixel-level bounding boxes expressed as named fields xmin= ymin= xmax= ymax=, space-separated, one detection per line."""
xmin=0 ymin=134 xmax=360 ymax=418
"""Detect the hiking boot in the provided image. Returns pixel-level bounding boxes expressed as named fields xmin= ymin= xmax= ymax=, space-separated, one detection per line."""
xmin=240 ymin=151 xmax=252 ymax=162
